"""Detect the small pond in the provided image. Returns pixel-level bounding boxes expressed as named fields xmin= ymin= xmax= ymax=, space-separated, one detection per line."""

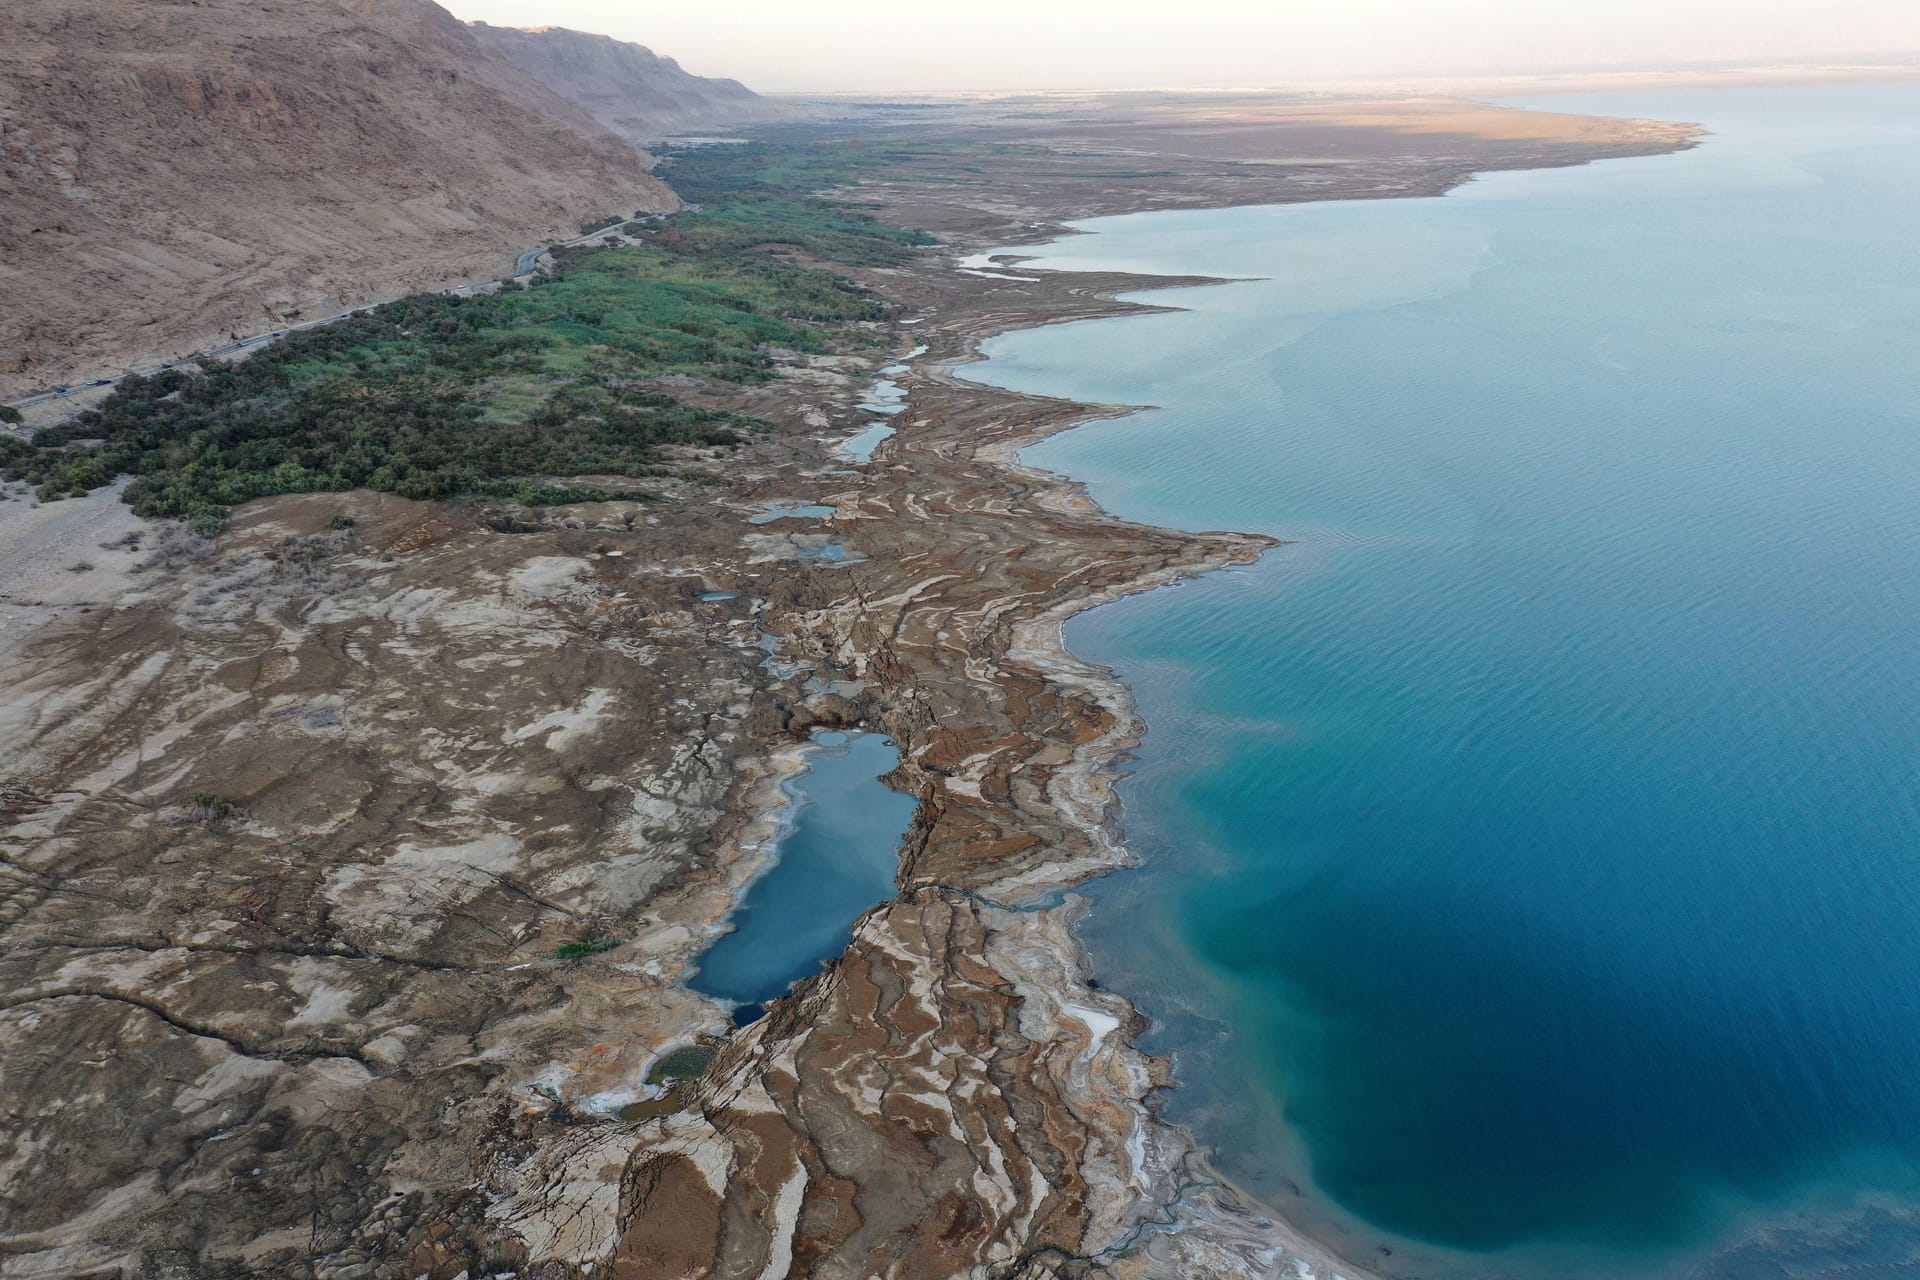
xmin=838 ymin=422 xmax=895 ymax=463
xmin=691 ymin=730 xmax=916 ymax=1017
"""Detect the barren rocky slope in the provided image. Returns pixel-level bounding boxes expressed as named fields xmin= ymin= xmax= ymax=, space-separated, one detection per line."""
xmin=469 ymin=23 xmax=780 ymax=142
xmin=0 ymin=0 xmax=676 ymax=398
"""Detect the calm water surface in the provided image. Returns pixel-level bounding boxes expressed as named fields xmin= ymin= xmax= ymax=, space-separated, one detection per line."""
xmin=692 ymin=731 xmax=914 ymax=1007
xmin=965 ymin=85 xmax=1920 ymax=1279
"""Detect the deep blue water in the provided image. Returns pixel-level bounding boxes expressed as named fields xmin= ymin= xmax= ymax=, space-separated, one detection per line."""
xmin=964 ymin=84 xmax=1920 ymax=1279
xmin=691 ymin=731 xmax=915 ymax=1007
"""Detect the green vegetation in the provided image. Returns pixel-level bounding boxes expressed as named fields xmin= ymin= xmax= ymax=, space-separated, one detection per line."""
xmin=0 ymin=405 xmax=21 ymax=426
xmin=655 ymin=131 xmax=942 ymax=266
xmin=550 ymin=937 xmax=623 ymax=961
xmin=661 ymin=131 xmax=951 ymax=203
xmin=183 ymin=790 xmax=244 ymax=827
xmin=0 ymin=134 xmax=936 ymax=525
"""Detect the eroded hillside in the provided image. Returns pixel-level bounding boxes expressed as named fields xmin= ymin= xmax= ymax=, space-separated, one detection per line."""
xmin=0 ymin=0 xmax=677 ymax=397
xmin=469 ymin=23 xmax=782 ymax=143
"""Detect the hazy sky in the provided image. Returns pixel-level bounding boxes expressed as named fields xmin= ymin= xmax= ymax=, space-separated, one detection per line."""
xmin=443 ymin=0 xmax=1920 ymax=93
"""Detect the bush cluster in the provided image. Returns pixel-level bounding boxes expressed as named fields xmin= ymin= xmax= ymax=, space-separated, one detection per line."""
xmin=0 ymin=136 xmax=930 ymax=522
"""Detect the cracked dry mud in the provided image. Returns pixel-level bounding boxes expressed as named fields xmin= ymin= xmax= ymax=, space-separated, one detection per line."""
xmin=0 ymin=97 xmax=1698 ymax=1279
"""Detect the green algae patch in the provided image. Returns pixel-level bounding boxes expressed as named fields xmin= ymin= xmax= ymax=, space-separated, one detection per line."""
xmin=618 ymin=1045 xmax=718 ymax=1123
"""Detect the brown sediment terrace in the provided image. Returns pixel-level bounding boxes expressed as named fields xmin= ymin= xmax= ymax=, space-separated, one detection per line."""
xmin=0 ymin=93 xmax=1697 ymax=1276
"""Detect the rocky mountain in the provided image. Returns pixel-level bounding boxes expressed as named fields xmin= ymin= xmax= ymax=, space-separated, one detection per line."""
xmin=0 ymin=0 xmax=679 ymax=397
xmin=468 ymin=22 xmax=783 ymax=143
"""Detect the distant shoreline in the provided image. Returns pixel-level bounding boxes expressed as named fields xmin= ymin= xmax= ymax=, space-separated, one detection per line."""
xmin=766 ymin=61 xmax=1920 ymax=102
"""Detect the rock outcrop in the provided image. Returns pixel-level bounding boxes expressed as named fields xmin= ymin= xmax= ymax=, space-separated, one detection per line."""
xmin=0 ymin=0 xmax=678 ymax=397
xmin=468 ymin=23 xmax=782 ymax=143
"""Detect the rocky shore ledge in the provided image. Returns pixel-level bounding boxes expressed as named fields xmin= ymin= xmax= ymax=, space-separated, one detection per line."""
xmin=0 ymin=96 xmax=1698 ymax=1277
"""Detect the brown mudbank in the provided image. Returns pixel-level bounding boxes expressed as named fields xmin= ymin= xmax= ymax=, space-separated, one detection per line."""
xmin=0 ymin=94 xmax=1697 ymax=1277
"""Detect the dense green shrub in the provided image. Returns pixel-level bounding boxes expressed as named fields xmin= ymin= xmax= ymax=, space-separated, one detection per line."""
xmin=550 ymin=938 xmax=622 ymax=960
xmin=1 ymin=134 xmax=928 ymax=521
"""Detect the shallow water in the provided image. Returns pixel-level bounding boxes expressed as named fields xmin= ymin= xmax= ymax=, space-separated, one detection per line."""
xmin=841 ymin=360 xmax=917 ymax=460
xmin=691 ymin=731 xmax=915 ymax=1007
xmin=748 ymin=501 xmax=836 ymax=525
xmin=839 ymin=421 xmax=895 ymax=463
xmin=964 ymin=84 xmax=1920 ymax=1280
xmin=794 ymin=541 xmax=860 ymax=563
xmin=860 ymin=378 xmax=909 ymax=415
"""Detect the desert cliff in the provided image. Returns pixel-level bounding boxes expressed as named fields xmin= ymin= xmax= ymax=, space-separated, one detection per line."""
xmin=468 ymin=23 xmax=781 ymax=143
xmin=0 ymin=0 xmax=677 ymax=397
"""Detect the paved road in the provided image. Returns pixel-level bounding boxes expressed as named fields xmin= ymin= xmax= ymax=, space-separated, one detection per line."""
xmin=7 ymin=219 xmax=635 ymax=414
xmin=513 ymin=218 xmax=642 ymax=275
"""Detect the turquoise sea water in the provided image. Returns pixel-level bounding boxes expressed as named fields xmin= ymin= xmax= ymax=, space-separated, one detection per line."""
xmin=691 ymin=731 xmax=914 ymax=1009
xmin=964 ymin=85 xmax=1920 ymax=1279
